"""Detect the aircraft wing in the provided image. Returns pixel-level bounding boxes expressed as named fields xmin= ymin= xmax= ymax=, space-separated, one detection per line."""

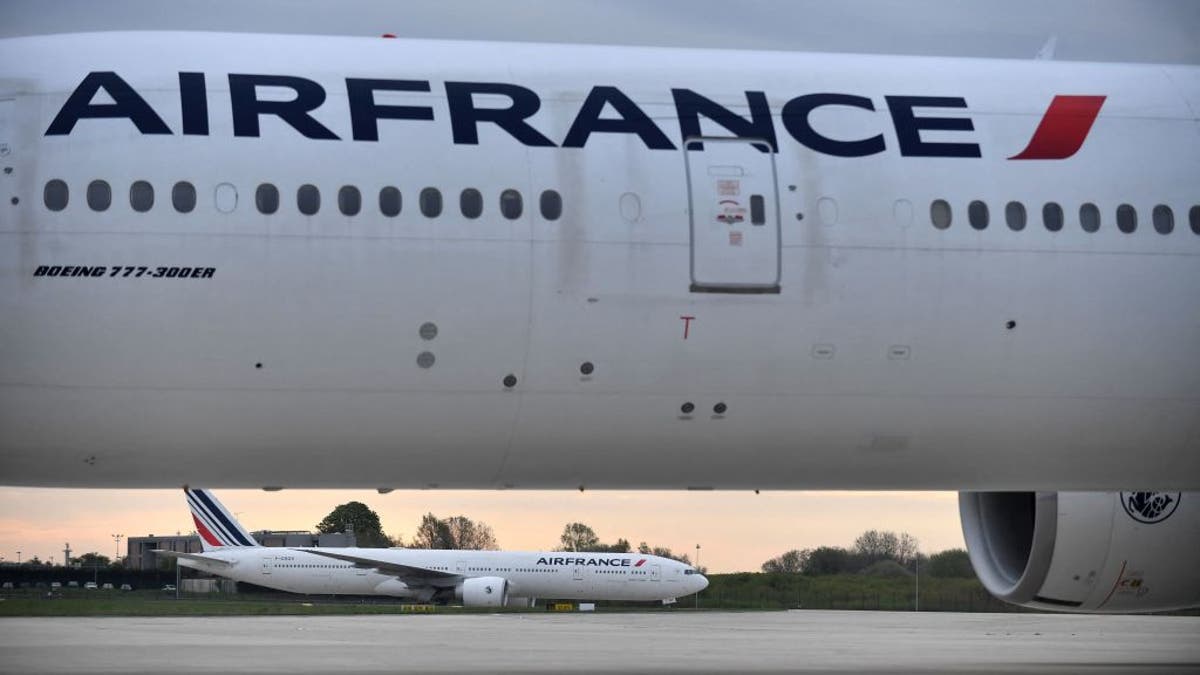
xmin=153 ymin=550 xmax=233 ymax=567
xmin=296 ymin=549 xmax=459 ymax=585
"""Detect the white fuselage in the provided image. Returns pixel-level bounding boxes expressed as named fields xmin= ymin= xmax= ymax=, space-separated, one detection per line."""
xmin=0 ymin=32 xmax=1197 ymax=490
xmin=178 ymin=548 xmax=704 ymax=602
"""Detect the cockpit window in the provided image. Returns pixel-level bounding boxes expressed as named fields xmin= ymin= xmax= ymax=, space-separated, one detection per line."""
xmin=684 ymin=569 xmax=699 ymax=575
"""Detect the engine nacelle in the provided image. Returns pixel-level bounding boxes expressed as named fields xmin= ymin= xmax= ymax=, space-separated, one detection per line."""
xmin=960 ymin=491 xmax=1199 ymax=613
xmin=456 ymin=576 xmax=508 ymax=607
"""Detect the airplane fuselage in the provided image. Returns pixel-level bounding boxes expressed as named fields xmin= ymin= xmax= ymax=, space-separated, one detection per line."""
xmin=1 ymin=32 xmax=1198 ymax=490
xmin=178 ymin=548 xmax=700 ymax=603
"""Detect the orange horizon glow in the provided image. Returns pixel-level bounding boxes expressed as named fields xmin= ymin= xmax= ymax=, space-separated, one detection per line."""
xmin=0 ymin=489 xmax=965 ymax=573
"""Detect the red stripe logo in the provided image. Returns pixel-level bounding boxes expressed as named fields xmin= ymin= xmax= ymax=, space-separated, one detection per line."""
xmin=192 ymin=514 xmax=222 ymax=547
xmin=1009 ymin=95 xmax=1106 ymax=160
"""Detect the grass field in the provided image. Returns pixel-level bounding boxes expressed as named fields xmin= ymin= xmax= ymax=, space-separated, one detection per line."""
xmin=4 ymin=576 xmax=1194 ymax=617
xmin=0 ymin=590 xmax=484 ymax=616
xmin=0 ymin=573 xmax=1010 ymax=617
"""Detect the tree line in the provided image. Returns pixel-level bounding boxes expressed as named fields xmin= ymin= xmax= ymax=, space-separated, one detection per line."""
xmin=314 ymin=503 xmax=693 ymax=563
xmin=760 ymin=530 xmax=974 ymax=578
xmin=26 ymin=506 xmax=973 ymax=580
xmin=316 ymin=504 xmax=975 ymax=578
xmin=315 ymin=502 xmax=499 ymax=549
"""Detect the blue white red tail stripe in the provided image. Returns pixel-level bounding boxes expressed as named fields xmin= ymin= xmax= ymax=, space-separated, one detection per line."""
xmin=184 ymin=488 xmax=259 ymax=550
xmin=191 ymin=489 xmax=255 ymax=546
xmin=185 ymin=490 xmax=242 ymax=546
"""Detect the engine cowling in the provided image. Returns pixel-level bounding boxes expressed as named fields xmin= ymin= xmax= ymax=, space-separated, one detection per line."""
xmin=959 ymin=491 xmax=1200 ymax=613
xmin=456 ymin=576 xmax=508 ymax=607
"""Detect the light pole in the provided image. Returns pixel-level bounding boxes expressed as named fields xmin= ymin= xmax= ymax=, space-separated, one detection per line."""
xmin=914 ymin=545 xmax=920 ymax=612
xmin=694 ymin=544 xmax=702 ymax=609
xmin=15 ymin=551 xmax=20 ymax=565
xmin=112 ymin=534 xmax=124 ymax=564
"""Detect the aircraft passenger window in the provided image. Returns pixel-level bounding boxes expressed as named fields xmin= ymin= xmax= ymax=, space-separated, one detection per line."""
xmin=930 ymin=199 xmax=951 ymax=229
xmin=256 ymin=184 xmax=279 ymax=215
xmin=540 ymin=190 xmax=562 ymax=221
xmin=130 ymin=180 xmax=154 ymax=213
xmin=500 ymin=189 xmax=523 ymax=220
xmin=968 ymin=200 xmax=988 ymax=230
xmin=298 ymin=184 xmax=320 ymax=216
xmin=1116 ymin=204 xmax=1137 ymax=233
xmin=43 ymin=179 xmax=68 ymax=211
xmin=86 ymin=180 xmax=111 ymax=212
xmin=419 ymin=187 xmax=442 ymax=218
xmin=172 ymin=181 xmax=196 ymax=213
xmin=1191 ymin=206 xmax=1200 ymax=235
xmin=1080 ymin=203 xmax=1100 ymax=233
xmin=460 ymin=188 xmax=483 ymax=219
xmin=1152 ymin=205 xmax=1173 ymax=234
xmin=1042 ymin=202 xmax=1063 ymax=232
xmin=750 ymin=194 xmax=766 ymax=225
xmin=338 ymin=185 xmax=361 ymax=216
xmin=379 ymin=187 xmax=401 ymax=217
xmin=1005 ymin=201 xmax=1026 ymax=231
xmin=215 ymin=183 xmax=238 ymax=213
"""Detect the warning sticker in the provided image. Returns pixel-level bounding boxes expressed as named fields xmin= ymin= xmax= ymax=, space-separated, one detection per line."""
xmin=717 ymin=199 xmax=746 ymax=224
xmin=717 ymin=179 xmax=740 ymax=196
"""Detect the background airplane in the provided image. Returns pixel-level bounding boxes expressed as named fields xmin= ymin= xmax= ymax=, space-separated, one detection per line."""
xmin=163 ymin=489 xmax=707 ymax=606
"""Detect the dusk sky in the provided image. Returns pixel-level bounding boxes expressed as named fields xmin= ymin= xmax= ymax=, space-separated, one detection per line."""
xmin=0 ymin=489 xmax=962 ymax=572
xmin=1 ymin=0 xmax=1193 ymax=573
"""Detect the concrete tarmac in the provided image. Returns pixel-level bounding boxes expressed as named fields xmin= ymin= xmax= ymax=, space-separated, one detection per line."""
xmin=1 ymin=610 xmax=1198 ymax=674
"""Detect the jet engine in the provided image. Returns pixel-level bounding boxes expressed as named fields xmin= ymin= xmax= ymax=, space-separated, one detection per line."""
xmin=456 ymin=576 xmax=508 ymax=607
xmin=959 ymin=491 xmax=1199 ymax=613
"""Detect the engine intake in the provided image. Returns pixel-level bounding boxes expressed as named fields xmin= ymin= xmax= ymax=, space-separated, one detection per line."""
xmin=960 ymin=491 xmax=1199 ymax=613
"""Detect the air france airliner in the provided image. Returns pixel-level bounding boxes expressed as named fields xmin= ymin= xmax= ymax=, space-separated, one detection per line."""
xmin=0 ymin=32 xmax=1198 ymax=612
xmin=162 ymin=489 xmax=705 ymax=605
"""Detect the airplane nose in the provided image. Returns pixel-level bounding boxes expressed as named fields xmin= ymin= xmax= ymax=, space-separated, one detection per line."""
xmin=696 ymin=574 xmax=709 ymax=592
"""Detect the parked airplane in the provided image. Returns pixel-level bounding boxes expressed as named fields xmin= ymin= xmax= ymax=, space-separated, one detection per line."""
xmin=159 ymin=488 xmax=706 ymax=606
xmin=1 ymin=32 xmax=1198 ymax=612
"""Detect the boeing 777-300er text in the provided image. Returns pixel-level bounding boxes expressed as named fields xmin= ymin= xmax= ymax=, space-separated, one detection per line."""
xmin=0 ymin=32 xmax=1197 ymax=612
xmin=159 ymin=488 xmax=706 ymax=606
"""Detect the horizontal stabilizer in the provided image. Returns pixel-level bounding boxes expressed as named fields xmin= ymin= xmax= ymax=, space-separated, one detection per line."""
xmin=153 ymin=550 xmax=232 ymax=566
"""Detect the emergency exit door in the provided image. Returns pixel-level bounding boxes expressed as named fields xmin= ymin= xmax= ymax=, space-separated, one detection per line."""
xmin=685 ymin=137 xmax=781 ymax=293
xmin=0 ymin=99 xmax=13 ymax=159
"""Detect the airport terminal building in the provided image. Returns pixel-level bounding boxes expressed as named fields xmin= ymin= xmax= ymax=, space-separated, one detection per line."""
xmin=127 ymin=531 xmax=356 ymax=570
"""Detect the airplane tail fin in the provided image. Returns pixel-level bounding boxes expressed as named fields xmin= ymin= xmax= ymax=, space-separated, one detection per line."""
xmin=184 ymin=487 xmax=260 ymax=552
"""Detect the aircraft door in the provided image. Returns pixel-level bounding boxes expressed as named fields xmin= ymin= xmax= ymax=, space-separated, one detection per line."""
xmin=0 ymin=98 xmax=13 ymax=158
xmin=650 ymin=564 xmax=661 ymax=582
xmin=0 ymin=100 xmax=13 ymax=206
xmin=261 ymin=556 xmax=273 ymax=575
xmin=685 ymin=137 xmax=781 ymax=294
xmin=573 ymin=566 xmax=584 ymax=581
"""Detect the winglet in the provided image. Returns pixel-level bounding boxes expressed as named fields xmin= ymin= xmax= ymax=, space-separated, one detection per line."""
xmin=184 ymin=488 xmax=260 ymax=551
